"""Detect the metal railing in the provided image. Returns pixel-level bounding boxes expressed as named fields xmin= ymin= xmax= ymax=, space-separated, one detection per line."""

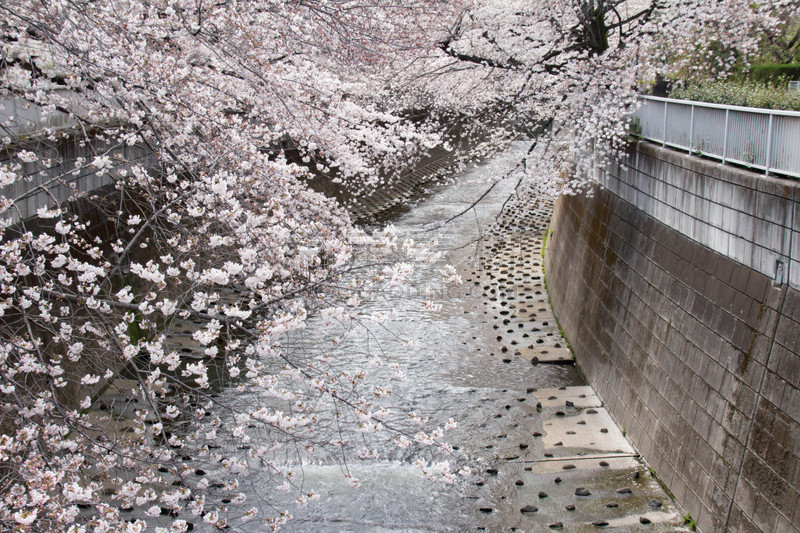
xmin=1 ymin=95 xmax=158 ymax=224
xmin=633 ymin=95 xmax=800 ymax=179
xmin=1 ymin=94 xmax=77 ymax=140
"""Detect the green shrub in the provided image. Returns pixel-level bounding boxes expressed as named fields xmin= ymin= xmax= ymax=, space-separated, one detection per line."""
xmin=750 ymin=64 xmax=800 ymax=84
xmin=669 ymin=81 xmax=800 ymax=111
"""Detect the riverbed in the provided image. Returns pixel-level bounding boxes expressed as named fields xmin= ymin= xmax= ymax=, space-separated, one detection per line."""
xmin=223 ymin=143 xmax=686 ymax=532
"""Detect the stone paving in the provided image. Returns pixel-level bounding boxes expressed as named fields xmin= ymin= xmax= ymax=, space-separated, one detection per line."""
xmin=459 ymin=191 xmax=689 ymax=531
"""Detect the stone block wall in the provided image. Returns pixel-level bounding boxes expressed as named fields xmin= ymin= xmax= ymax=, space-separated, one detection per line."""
xmin=545 ymin=143 xmax=800 ymax=532
xmin=602 ymin=142 xmax=799 ymax=288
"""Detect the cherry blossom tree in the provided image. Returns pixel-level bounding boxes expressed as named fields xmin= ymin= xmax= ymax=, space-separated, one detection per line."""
xmin=0 ymin=1 xmax=466 ymax=531
xmin=391 ymin=0 xmax=799 ymax=196
xmin=2 ymin=0 xmax=797 ymax=531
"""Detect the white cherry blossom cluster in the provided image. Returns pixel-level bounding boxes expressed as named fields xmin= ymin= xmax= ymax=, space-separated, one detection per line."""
xmin=2 ymin=0 xmax=791 ymax=530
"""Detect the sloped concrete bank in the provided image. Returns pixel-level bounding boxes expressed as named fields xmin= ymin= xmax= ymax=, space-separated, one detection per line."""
xmin=544 ymin=142 xmax=800 ymax=533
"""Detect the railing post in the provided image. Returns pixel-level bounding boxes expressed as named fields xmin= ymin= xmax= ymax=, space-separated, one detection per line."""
xmin=722 ymin=109 xmax=729 ymax=165
xmin=689 ymin=104 xmax=695 ymax=154
xmin=662 ymin=100 xmax=668 ymax=147
xmin=765 ymin=113 xmax=774 ymax=176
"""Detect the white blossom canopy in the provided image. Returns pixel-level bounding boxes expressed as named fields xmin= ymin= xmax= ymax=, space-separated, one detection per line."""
xmin=0 ymin=0 xmax=795 ymax=531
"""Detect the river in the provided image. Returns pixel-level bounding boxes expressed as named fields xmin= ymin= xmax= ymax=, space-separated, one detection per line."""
xmin=214 ymin=143 xmax=686 ymax=532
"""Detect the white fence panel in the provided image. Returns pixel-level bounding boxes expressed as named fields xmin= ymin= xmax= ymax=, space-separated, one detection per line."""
xmin=2 ymin=140 xmax=157 ymax=224
xmin=692 ymin=106 xmax=726 ymax=156
xmin=637 ymin=99 xmax=665 ymax=140
xmin=772 ymin=115 xmax=800 ymax=174
xmin=726 ymin=109 xmax=770 ymax=170
xmin=634 ymin=96 xmax=800 ymax=179
xmin=1 ymin=94 xmax=158 ymax=224
xmin=664 ymin=101 xmax=692 ymax=150
xmin=1 ymin=94 xmax=79 ymax=139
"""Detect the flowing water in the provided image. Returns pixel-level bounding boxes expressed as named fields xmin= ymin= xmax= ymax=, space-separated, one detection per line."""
xmin=208 ymin=144 xmax=685 ymax=532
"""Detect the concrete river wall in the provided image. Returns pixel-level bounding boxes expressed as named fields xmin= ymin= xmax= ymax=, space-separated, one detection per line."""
xmin=544 ymin=141 xmax=800 ymax=532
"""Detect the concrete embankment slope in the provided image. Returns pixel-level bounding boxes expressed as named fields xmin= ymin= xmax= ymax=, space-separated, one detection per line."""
xmin=544 ymin=142 xmax=800 ymax=533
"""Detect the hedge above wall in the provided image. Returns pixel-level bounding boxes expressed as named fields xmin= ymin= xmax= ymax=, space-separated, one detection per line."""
xmin=750 ymin=63 xmax=800 ymax=83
